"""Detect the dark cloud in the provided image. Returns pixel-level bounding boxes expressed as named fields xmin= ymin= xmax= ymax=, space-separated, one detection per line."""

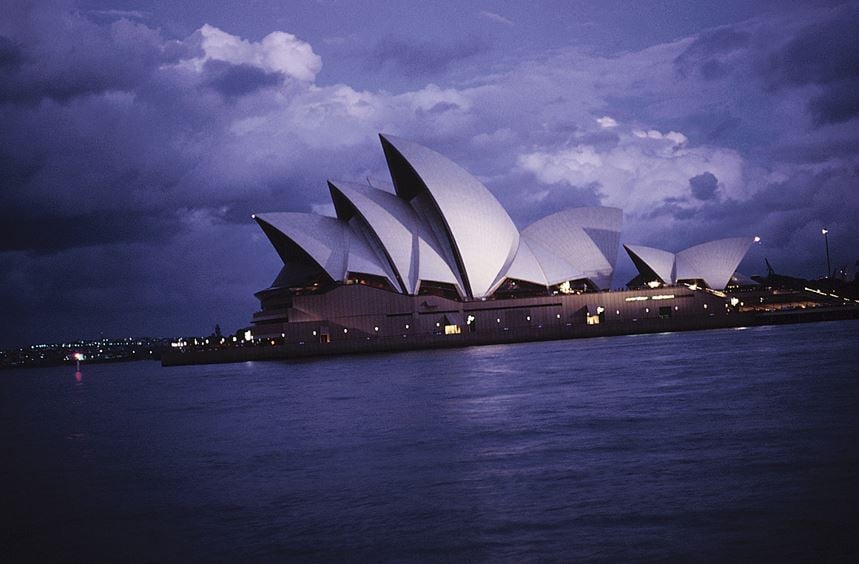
xmin=649 ymin=201 xmax=698 ymax=221
xmin=0 ymin=208 xmax=181 ymax=253
xmin=202 ymin=60 xmax=284 ymax=99
xmin=0 ymin=35 xmax=23 ymax=71
xmin=762 ymin=9 xmax=859 ymax=89
xmin=769 ymin=135 xmax=859 ymax=164
xmin=674 ymin=26 xmax=750 ymax=80
xmin=760 ymin=7 xmax=859 ymax=126
xmin=689 ymin=171 xmax=719 ymax=201
xmin=0 ymin=14 xmax=163 ymax=105
xmin=368 ymin=36 xmax=486 ymax=75
xmin=808 ymin=77 xmax=859 ymax=125
xmin=426 ymin=101 xmax=460 ymax=114
xmin=494 ymin=175 xmax=604 ymax=228
xmin=575 ymin=130 xmax=620 ymax=148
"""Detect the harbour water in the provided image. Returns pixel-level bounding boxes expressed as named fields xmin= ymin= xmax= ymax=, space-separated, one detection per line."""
xmin=3 ymin=321 xmax=859 ymax=561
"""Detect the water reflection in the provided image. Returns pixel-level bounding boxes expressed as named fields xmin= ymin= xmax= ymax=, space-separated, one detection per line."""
xmin=75 ymin=370 xmax=83 ymax=383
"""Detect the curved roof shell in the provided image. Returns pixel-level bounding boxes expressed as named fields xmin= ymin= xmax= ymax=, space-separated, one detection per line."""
xmin=675 ymin=237 xmax=755 ymax=290
xmin=254 ymin=212 xmax=396 ymax=288
xmin=625 ymin=237 xmax=754 ymax=290
xmin=502 ymin=238 xmax=549 ymax=287
xmin=380 ymin=134 xmax=519 ymax=298
xmin=253 ymin=135 xmax=752 ymax=299
xmin=624 ymin=244 xmax=676 ymax=285
xmin=327 ymin=180 xmax=462 ymax=295
xmin=522 ymin=207 xmax=622 ymax=289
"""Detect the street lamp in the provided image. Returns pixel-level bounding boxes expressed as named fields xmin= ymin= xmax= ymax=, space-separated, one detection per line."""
xmin=821 ymin=228 xmax=831 ymax=278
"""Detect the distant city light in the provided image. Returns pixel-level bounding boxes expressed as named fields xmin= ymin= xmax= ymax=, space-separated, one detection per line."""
xmin=754 ymin=236 xmax=761 ymax=243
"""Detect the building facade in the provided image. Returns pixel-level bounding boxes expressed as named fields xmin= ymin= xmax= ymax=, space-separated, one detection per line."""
xmin=250 ymin=134 xmax=752 ymax=344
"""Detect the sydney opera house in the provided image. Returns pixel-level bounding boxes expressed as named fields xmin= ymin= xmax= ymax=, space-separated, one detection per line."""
xmin=249 ymin=135 xmax=755 ymax=347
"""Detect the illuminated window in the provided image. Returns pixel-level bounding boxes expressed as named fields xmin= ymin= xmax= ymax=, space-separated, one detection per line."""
xmin=556 ymin=314 xmax=561 ymax=319
xmin=374 ymin=326 xmax=379 ymax=332
xmin=625 ymin=296 xmax=648 ymax=302
xmin=405 ymin=324 xmax=410 ymax=329
xmin=703 ymin=304 xmax=708 ymax=309
xmin=343 ymin=328 xmax=348 ymax=333
xmin=444 ymin=325 xmax=461 ymax=335
xmin=586 ymin=313 xmax=600 ymax=325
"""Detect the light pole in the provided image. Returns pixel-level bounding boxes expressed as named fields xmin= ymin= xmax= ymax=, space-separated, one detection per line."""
xmin=822 ymin=228 xmax=831 ymax=278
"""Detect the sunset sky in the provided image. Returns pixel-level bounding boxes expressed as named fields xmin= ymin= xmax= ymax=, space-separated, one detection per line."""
xmin=1 ymin=0 xmax=857 ymax=346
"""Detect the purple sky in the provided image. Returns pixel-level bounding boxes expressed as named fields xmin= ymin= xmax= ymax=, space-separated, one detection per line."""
xmin=1 ymin=0 xmax=857 ymax=347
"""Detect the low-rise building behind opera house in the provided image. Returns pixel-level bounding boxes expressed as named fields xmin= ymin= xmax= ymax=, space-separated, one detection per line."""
xmin=248 ymin=134 xmax=759 ymax=348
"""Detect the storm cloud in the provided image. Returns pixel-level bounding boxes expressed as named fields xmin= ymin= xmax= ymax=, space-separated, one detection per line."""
xmin=689 ymin=172 xmax=719 ymax=201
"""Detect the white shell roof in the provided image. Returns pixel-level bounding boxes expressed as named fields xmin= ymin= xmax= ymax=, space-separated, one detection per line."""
xmin=503 ymin=238 xmax=549 ymax=287
xmin=675 ymin=237 xmax=755 ymax=290
xmin=522 ymin=236 xmax=584 ymax=286
xmin=254 ymin=212 xmax=396 ymax=288
xmin=254 ymin=135 xmax=751 ymax=299
xmin=625 ymin=237 xmax=754 ymax=290
xmin=380 ymin=134 xmax=519 ymax=298
xmin=522 ymin=207 xmax=622 ymax=289
xmin=624 ymin=244 xmax=676 ymax=284
xmin=327 ymin=180 xmax=461 ymax=294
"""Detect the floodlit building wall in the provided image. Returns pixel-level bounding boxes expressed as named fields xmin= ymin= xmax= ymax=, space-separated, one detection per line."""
xmin=252 ymin=284 xmax=733 ymax=344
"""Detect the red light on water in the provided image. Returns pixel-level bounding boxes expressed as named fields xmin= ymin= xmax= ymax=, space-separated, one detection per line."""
xmin=75 ymin=371 xmax=82 ymax=383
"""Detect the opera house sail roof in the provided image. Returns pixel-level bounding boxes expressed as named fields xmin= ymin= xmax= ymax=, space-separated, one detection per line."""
xmin=253 ymin=134 xmax=754 ymax=304
xmin=254 ymin=134 xmax=625 ymax=301
xmin=624 ymin=237 xmax=756 ymax=290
